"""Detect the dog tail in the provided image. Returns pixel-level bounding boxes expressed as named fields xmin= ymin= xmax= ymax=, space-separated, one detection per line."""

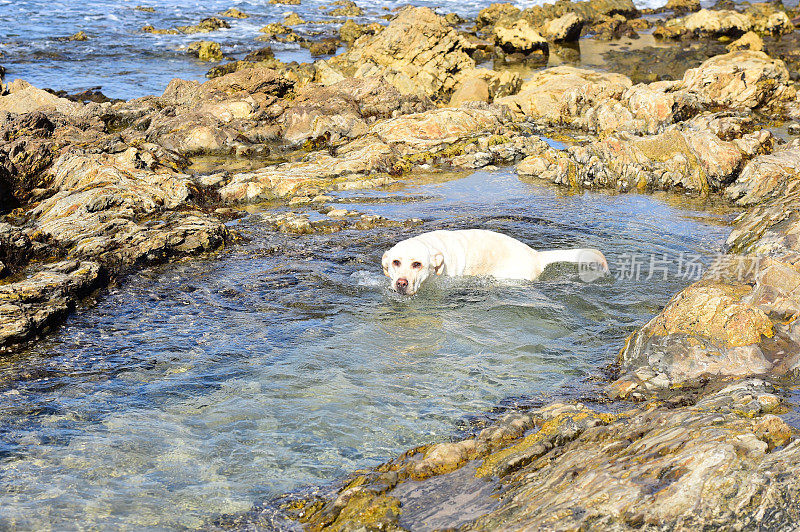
xmin=538 ymin=248 xmax=609 ymax=277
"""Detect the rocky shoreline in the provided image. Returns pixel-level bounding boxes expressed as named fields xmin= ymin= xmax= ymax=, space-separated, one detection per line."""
xmin=3 ymin=0 xmax=800 ymax=529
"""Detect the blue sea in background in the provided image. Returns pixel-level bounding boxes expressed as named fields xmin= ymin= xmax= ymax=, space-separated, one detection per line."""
xmin=0 ymin=0 xmax=692 ymax=100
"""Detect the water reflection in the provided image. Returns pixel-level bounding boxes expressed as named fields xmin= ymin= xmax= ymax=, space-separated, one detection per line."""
xmin=0 ymin=170 xmax=733 ymax=529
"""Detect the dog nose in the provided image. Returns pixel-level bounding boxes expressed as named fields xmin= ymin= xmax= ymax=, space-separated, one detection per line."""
xmin=396 ymin=278 xmax=408 ymax=291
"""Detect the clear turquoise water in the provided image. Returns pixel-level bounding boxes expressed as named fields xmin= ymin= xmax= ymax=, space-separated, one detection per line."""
xmin=0 ymin=169 xmax=731 ymax=529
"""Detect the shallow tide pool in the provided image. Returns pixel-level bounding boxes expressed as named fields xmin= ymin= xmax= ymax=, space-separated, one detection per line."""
xmin=0 ymin=169 xmax=732 ymax=529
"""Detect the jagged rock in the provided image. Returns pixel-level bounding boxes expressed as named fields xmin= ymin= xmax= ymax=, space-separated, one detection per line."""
xmin=683 ymin=9 xmax=753 ymax=36
xmin=476 ymin=3 xmax=521 ymax=29
xmin=338 ymin=19 xmax=382 ymax=44
xmin=585 ymin=0 xmax=639 ymax=18
xmin=725 ymin=145 xmax=800 ymax=205
xmin=279 ymin=76 xmax=431 ymax=144
xmin=726 ymin=187 xmax=800 ymax=257
xmin=220 ymin=106 xmax=505 ymax=202
xmin=219 ymin=8 xmax=249 ymax=18
xmin=141 ymin=24 xmax=179 ymax=35
xmin=0 ymin=111 xmax=113 ymax=205
xmin=449 ymin=133 xmax=549 ymax=169
xmin=309 ymin=38 xmax=339 ymax=56
xmin=144 ymin=16 xmax=231 ymax=35
xmin=664 ymin=0 xmax=701 ymax=13
xmin=205 ymin=48 xmax=285 ymax=78
xmin=617 ymin=281 xmax=774 ymax=385
xmin=328 ymin=0 xmax=362 ymax=17
xmin=494 ymin=19 xmax=549 ymax=56
xmin=592 ymin=13 xmax=639 ymax=39
xmin=652 ymin=24 xmax=690 ymax=39
xmin=30 ymin=150 xmax=228 ymax=264
xmin=188 ymin=41 xmax=223 ymax=61
xmin=726 ymin=31 xmax=765 ymax=52
xmin=141 ymin=68 xmax=292 ymax=155
xmin=67 ymin=31 xmax=88 ymax=41
xmin=322 ymin=6 xmax=475 ymax=101
xmin=0 ymin=223 xmax=32 ymax=276
xmin=539 ymin=12 xmax=583 ymax=42
xmin=177 ymin=16 xmax=230 ymax=34
xmin=371 ymin=107 xmax=504 ymax=151
xmin=496 ymin=65 xmax=632 ymax=125
xmin=746 ymin=3 xmax=794 ymax=35
xmin=444 ymin=13 xmax=464 ymax=26
xmin=0 ymin=80 xmax=81 ymax=116
xmin=665 ymin=7 xmax=794 ymax=38
xmin=257 ymin=23 xmax=304 ymax=43
xmin=219 ymin=139 xmax=396 ymax=202
xmin=0 ymin=260 xmax=103 ymax=350
xmin=282 ymin=12 xmax=305 ymax=26
xmin=680 ymin=50 xmax=794 ymax=110
xmin=517 ymin=119 xmax=772 ymax=192
xmin=503 ymin=51 xmax=796 ymax=133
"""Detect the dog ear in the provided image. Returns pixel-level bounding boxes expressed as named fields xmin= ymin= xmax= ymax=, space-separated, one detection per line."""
xmin=433 ymin=252 xmax=444 ymax=275
xmin=382 ymin=251 xmax=390 ymax=276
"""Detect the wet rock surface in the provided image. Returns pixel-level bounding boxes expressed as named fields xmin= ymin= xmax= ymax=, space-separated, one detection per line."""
xmin=244 ymin=380 xmax=799 ymax=531
xmin=6 ymin=0 xmax=800 ymax=529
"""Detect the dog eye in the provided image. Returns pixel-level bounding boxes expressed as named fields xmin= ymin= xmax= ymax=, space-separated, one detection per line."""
xmin=412 ymin=261 xmax=422 ymax=269
xmin=392 ymin=260 xmax=401 ymax=267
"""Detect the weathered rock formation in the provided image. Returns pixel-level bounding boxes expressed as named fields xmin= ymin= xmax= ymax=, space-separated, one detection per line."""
xmin=319 ymin=7 xmax=476 ymax=101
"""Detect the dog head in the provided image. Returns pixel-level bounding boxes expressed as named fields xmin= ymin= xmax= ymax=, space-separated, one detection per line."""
xmin=382 ymin=239 xmax=444 ymax=295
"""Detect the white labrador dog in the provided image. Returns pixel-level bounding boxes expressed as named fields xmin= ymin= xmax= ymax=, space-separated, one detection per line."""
xmin=382 ymin=229 xmax=608 ymax=295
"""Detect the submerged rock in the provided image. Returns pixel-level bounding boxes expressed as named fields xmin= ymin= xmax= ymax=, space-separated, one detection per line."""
xmin=280 ymin=380 xmax=800 ymax=531
xmin=66 ymin=31 xmax=89 ymax=41
xmin=602 ymin=43 xmax=725 ymax=83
